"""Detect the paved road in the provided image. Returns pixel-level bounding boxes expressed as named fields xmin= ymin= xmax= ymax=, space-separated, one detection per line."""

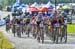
xmin=0 ymin=25 xmax=75 ymax=49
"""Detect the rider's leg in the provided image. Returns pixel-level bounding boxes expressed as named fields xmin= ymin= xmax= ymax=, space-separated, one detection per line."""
xmin=59 ymin=26 xmax=62 ymax=36
xmin=37 ymin=28 xmax=40 ymax=42
xmin=50 ymin=26 xmax=54 ymax=37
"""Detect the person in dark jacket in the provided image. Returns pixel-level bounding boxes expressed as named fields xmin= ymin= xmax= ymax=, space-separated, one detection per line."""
xmin=5 ymin=15 xmax=10 ymax=33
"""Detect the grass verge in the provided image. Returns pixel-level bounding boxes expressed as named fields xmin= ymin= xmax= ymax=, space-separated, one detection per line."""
xmin=0 ymin=32 xmax=15 ymax=49
xmin=67 ymin=24 xmax=75 ymax=33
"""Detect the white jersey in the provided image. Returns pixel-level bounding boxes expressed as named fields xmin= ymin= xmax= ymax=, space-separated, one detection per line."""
xmin=54 ymin=23 xmax=60 ymax=27
xmin=40 ymin=23 xmax=43 ymax=27
xmin=39 ymin=22 xmax=43 ymax=27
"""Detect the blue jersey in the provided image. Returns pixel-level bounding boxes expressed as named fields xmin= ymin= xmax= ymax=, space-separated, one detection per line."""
xmin=5 ymin=18 xmax=10 ymax=23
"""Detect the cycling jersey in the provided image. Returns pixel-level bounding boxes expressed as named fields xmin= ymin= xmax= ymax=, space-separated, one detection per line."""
xmin=32 ymin=16 xmax=35 ymax=20
xmin=26 ymin=18 xmax=30 ymax=24
xmin=48 ymin=25 xmax=50 ymax=29
xmin=36 ymin=16 xmax=43 ymax=27
xmin=5 ymin=18 xmax=10 ymax=23
xmin=54 ymin=22 xmax=60 ymax=27
xmin=31 ymin=20 xmax=35 ymax=24
xmin=51 ymin=17 xmax=57 ymax=25
xmin=64 ymin=17 xmax=67 ymax=25
xmin=39 ymin=22 xmax=43 ymax=28
xmin=51 ymin=16 xmax=61 ymax=28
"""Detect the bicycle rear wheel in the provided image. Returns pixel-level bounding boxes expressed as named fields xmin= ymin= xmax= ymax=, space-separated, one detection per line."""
xmin=55 ymin=28 xmax=59 ymax=44
xmin=40 ymin=28 xmax=44 ymax=43
xmin=64 ymin=25 xmax=67 ymax=43
xmin=53 ymin=27 xmax=59 ymax=44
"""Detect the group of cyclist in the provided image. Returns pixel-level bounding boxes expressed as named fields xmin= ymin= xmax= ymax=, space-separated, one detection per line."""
xmin=5 ymin=10 xmax=67 ymax=43
xmin=30 ymin=11 xmax=67 ymax=43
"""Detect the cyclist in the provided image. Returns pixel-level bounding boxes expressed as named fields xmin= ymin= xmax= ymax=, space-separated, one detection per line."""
xmin=60 ymin=13 xmax=67 ymax=42
xmin=50 ymin=11 xmax=61 ymax=42
xmin=36 ymin=13 xmax=44 ymax=42
xmin=16 ymin=19 xmax=21 ymax=37
xmin=31 ymin=16 xmax=36 ymax=38
xmin=44 ymin=15 xmax=50 ymax=36
xmin=39 ymin=20 xmax=44 ymax=43
xmin=50 ymin=11 xmax=58 ymax=35
xmin=25 ymin=17 xmax=31 ymax=37
xmin=36 ymin=14 xmax=42 ymax=33
xmin=5 ymin=15 xmax=11 ymax=33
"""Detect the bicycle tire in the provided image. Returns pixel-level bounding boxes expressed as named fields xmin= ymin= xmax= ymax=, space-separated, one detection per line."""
xmin=55 ymin=27 xmax=59 ymax=44
xmin=41 ymin=29 xmax=44 ymax=43
xmin=64 ymin=26 xmax=67 ymax=43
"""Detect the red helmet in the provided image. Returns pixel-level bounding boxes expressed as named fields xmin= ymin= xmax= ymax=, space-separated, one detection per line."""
xmin=32 ymin=16 xmax=35 ymax=19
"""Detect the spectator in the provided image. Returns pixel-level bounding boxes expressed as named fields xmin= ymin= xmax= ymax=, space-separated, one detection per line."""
xmin=5 ymin=14 xmax=10 ymax=33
